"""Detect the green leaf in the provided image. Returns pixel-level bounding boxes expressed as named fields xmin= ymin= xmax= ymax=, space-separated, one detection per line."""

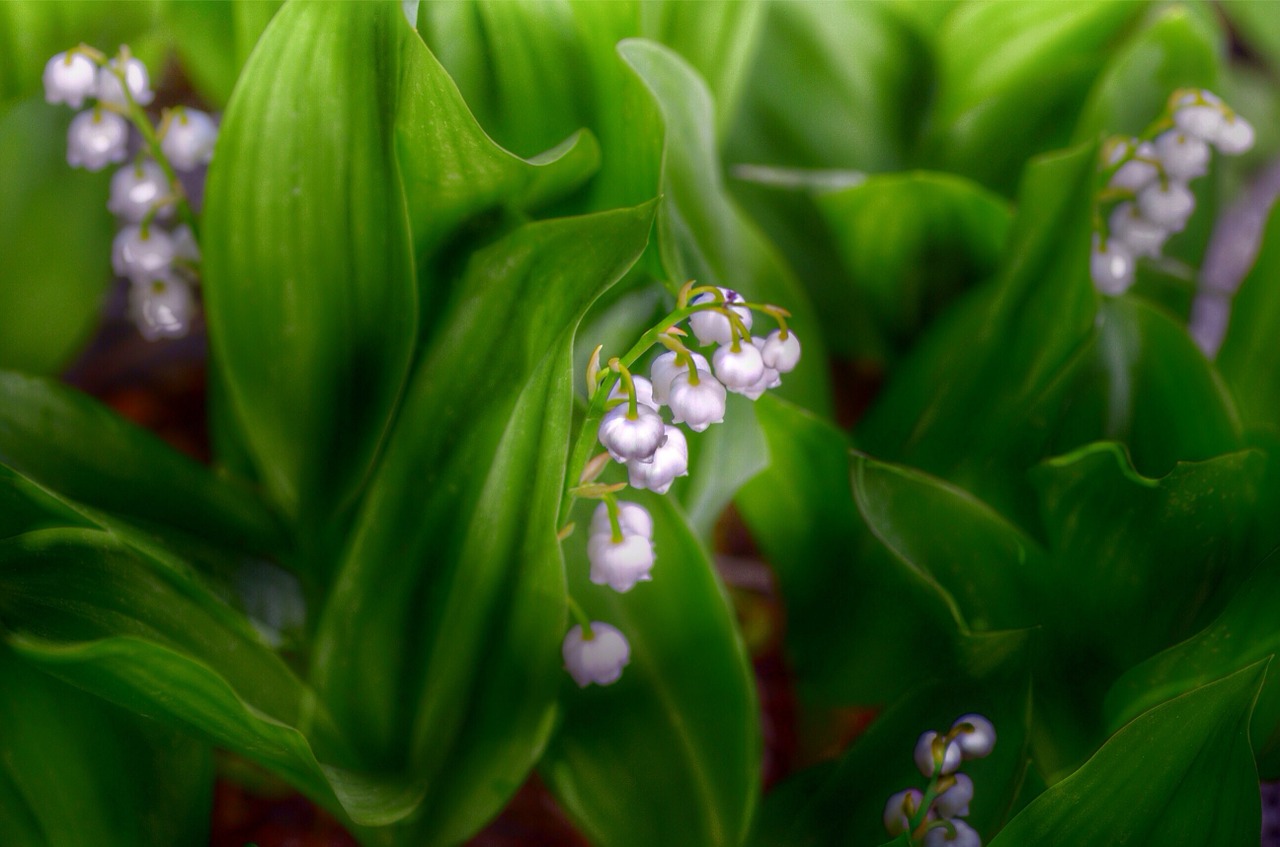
xmin=851 ymin=452 xmax=1044 ymax=632
xmin=1073 ymin=4 xmax=1222 ymax=142
xmin=164 ymin=0 xmax=283 ymax=108
xmin=0 ymin=98 xmax=113 ymax=374
xmin=1105 ymin=553 xmax=1280 ymax=775
xmin=203 ymin=1 xmax=418 ymax=531
xmin=750 ymin=645 xmax=1034 ymax=847
xmin=0 ymin=527 xmax=430 ymax=828
xmin=1218 ymin=201 xmax=1280 ymax=432
xmin=310 ymin=203 xmax=655 ymax=845
xmin=543 ymin=493 xmax=760 ymax=847
xmin=815 ymin=171 xmax=1012 ymax=351
xmin=925 ymin=1 xmax=1141 ymax=193
xmin=1220 ymin=0 xmax=1280 ymax=72
xmin=0 ymin=371 xmax=283 ymax=556
xmin=1030 ymin=443 xmax=1263 ymax=673
xmin=0 ymin=647 xmax=212 ymax=847
xmin=989 ymin=662 xmax=1265 ymax=847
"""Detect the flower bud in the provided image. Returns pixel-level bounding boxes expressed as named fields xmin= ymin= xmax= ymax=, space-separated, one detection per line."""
xmin=128 ymin=276 xmax=195 ymax=341
xmin=1153 ymin=130 xmax=1209 ymax=181
xmin=112 ymin=225 xmax=175 ymax=284
xmin=160 ymin=108 xmax=218 ymax=171
xmin=651 ymin=350 xmax=709 ymax=405
xmin=1108 ymin=202 xmax=1167 ymax=259
xmin=1090 ymin=234 xmax=1134 ymax=296
xmin=1173 ymin=90 xmax=1225 ymax=142
xmin=597 ymin=403 xmax=665 ymax=464
xmin=589 ymin=501 xmax=653 ymax=540
xmin=1108 ymin=140 xmax=1157 ymax=193
xmin=922 ymin=819 xmax=981 ymax=847
xmin=688 ymin=288 xmax=753 ymax=346
xmin=934 ymin=773 xmax=974 ymax=819
xmin=627 ymin=425 xmax=688 ymax=495
xmin=587 ymin=532 xmax=655 ymax=592
xmin=952 ymin=713 xmax=996 ymax=759
xmin=667 ymin=369 xmax=727 ymax=432
xmin=712 ymin=342 xmax=765 ymax=390
xmin=67 ymin=109 xmax=129 ymax=172
xmin=914 ymin=730 xmax=961 ymax=777
xmin=96 ymin=56 xmax=153 ymax=106
xmin=43 ymin=51 xmax=99 ymax=108
xmin=1216 ymin=114 xmax=1255 ymax=156
xmin=883 ymin=788 xmax=925 ymax=837
xmin=1136 ymin=180 xmax=1195 ymax=232
xmin=608 ymin=374 xmax=659 ymax=411
xmin=108 ymin=159 xmax=173 ymax=223
xmin=760 ymin=329 xmax=801 ymax=372
xmin=562 ymin=623 xmax=630 ymax=687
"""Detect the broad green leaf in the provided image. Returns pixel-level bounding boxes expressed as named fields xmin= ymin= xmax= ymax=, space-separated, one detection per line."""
xmin=815 ymin=171 xmax=1012 ymax=351
xmin=990 ymin=662 xmax=1265 ymax=846
xmin=924 ymin=1 xmax=1141 ymax=193
xmin=1218 ymin=200 xmax=1280 ymax=432
xmin=164 ymin=0 xmax=283 ymax=108
xmin=619 ymin=38 xmax=832 ymax=416
xmin=750 ymin=644 xmax=1034 ymax=847
xmin=311 ymin=204 xmax=655 ymax=845
xmin=737 ymin=396 xmax=995 ymax=706
xmin=1030 ymin=443 xmax=1263 ymax=673
xmin=726 ymin=1 xmax=928 ymax=174
xmin=1105 ymin=554 xmax=1280 ymax=775
xmin=0 ymin=371 xmax=283 ymax=555
xmin=0 ymin=99 xmax=112 ymax=374
xmin=0 ymin=1 xmax=159 ymax=105
xmin=851 ymin=453 xmax=1044 ymax=632
xmin=0 ymin=527 xmax=424 ymax=828
xmin=544 ymin=493 xmax=760 ymax=847
xmin=203 ymin=1 xmax=419 ymax=533
xmin=1073 ymin=4 xmax=1222 ymax=142
xmin=0 ymin=647 xmax=212 ymax=847
xmin=1221 ymin=0 xmax=1280 ymax=72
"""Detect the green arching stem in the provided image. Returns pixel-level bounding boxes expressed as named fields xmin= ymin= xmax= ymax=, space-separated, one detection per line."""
xmin=603 ymin=492 xmax=623 ymax=544
xmin=907 ymin=772 xmax=943 ymax=841
xmin=106 ymin=53 xmax=202 ymax=244
xmin=722 ymin=307 xmax=751 ymax=352
xmin=681 ymin=349 xmax=701 ymax=386
xmin=567 ymin=596 xmax=594 ymax=638
xmin=611 ymin=359 xmax=639 ymax=419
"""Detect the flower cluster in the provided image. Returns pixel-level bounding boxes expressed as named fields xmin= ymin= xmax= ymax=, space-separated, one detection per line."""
xmin=884 ymin=714 xmax=996 ymax=846
xmin=560 ymin=284 xmax=801 ymax=688
xmin=1091 ymin=88 xmax=1254 ymax=296
xmin=45 ymin=45 xmax=218 ymax=341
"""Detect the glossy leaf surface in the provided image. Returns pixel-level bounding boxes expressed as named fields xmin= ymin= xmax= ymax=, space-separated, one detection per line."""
xmin=544 ymin=493 xmax=760 ymax=847
xmin=312 ymin=204 xmax=654 ymax=845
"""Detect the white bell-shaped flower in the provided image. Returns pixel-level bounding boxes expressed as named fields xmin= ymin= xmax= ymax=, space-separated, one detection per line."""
xmin=96 ymin=56 xmax=153 ymax=106
xmin=667 ymin=369 xmax=727 ymax=432
xmin=43 ymin=51 xmax=99 ymax=108
xmin=113 ymin=225 xmax=175 ymax=284
xmin=128 ymin=275 xmax=195 ymax=341
xmin=688 ymin=287 xmax=753 ymax=346
xmin=952 ymin=713 xmax=997 ymax=759
xmin=733 ymin=337 xmax=782 ymax=401
xmin=712 ymin=342 xmax=765 ymax=390
xmin=1090 ymin=234 xmax=1135 ymax=296
xmin=1173 ymin=90 xmax=1225 ymax=142
xmin=562 ymin=623 xmax=630 ymax=687
xmin=1216 ymin=113 xmax=1255 ymax=156
xmin=1153 ymin=130 xmax=1210 ymax=181
xmin=627 ymin=426 xmax=688 ymax=495
xmin=1137 ymin=180 xmax=1195 ymax=232
xmin=883 ymin=788 xmax=925 ymax=837
xmin=107 ymin=159 xmax=173 ymax=222
xmin=587 ymin=529 xmax=655 ymax=592
xmin=608 ymin=374 xmax=659 ymax=411
xmin=66 ymin=109 xmax=129 ymax=172
xmin=170 ymin=223 xmax=202 ymax=265
xmin=1108 ymin=202 xmax=1167 ymax=259
xmin=934 ymin=773 xmax=974 ymax=819
xmin=597 ymin=403 xmax=665 ymax=464
xmin=1108 ymin=140 xmax=1157 ymax=193
xmin=914 ymin=730 xmax=962 ymax=777
xmin=651 ymin=350 xmax=709 ymax=405
xmin=922 ymin=819 xmax=981 ymax=847
xmin=590 ymin=500 xmax=654 ymax=540
xmin=760 ymin=329 xmax=802 ymax=373
xmin=160 ymin=108 xmax=218 ymax=171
